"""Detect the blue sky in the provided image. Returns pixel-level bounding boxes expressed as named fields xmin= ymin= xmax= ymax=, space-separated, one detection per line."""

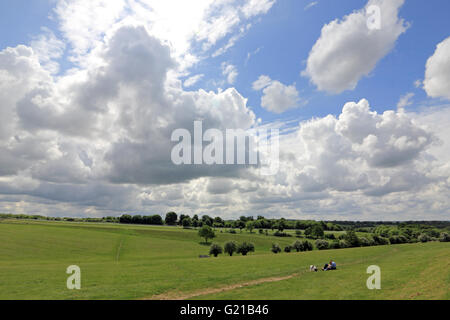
xmin=187 ymin=0 xmax=450 ymax=121
xmin=1 ymin=0 xmax=450 ymax=121
xmin=0 ymin=0 xmax=449 ymax=220
xmin=0 ymin=0 xmax=55 ymax=47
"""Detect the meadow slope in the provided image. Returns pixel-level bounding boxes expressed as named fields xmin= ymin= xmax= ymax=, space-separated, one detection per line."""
xmin=0 ymin=219 xmax=448 ymax=300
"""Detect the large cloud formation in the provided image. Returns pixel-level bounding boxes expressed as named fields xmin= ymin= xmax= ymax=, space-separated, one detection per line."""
xmin=303 ymin=0 xmax=408 ymax=93
xmin=0 ymin=0 xmax=449 ymax=220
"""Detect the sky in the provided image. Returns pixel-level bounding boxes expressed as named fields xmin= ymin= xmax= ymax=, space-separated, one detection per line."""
xmin=0 ymin=0 xmax=449 ymax=220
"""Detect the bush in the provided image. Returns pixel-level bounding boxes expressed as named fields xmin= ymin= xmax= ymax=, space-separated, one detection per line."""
xmin=418 ymin=233 xmax=431 ymax=243
xmin=330 ymin=241 xmax=341 ymax=249
xmin=397 ymin=235 xmax=408 ymax=244
xmin=389 ymin=236 xmax=398 ymax=244
xmin=372 ymin=235 xmax=390 ymax=246
xmin=439 ymin=232 xmax=450 ymax=242
xmin=305 ymin=224 xmax=324 ymax=239
xmin=359 ymin=237 xmax=370 ymax=247
xmin=273 ymin=231 xmax=291 ymax=237
xmin=295 ymin=230 xmax=303 ymax=237
xmin=209 ymin=244 xmax=223 ymax=257
xmin=426 ymin=229 xmax=441 ymax=238
xmin=224 ymin=241 xmax=238 ymax=256
xmin=237 ymin=242 xmax=255 ymax=256
xmin=198 ymin=225 xmax=216 ymax=243
xmin=292 ymin=240 xmax=304 ymax=252
xmin=302 ymin=240 xmax=313 ymax=251
xmin=284 ymin=245 xmax=292 ymax=253
xmin=271 ymin=243 xmax=282 ymax=254
xmin=344 ymin=230 xmax=360 ymax=247
xmin=315 ymin=239 xmax=330 ymax=250
xmin=325 ymin=233 xmax=336 ymax=240
xmin=339 ymin=240 xmax=350 ymax=248
xmin=228 ymin=229 xmax=237 ymax=234
xmin=389 ymin=235 xmax=408 ymax=244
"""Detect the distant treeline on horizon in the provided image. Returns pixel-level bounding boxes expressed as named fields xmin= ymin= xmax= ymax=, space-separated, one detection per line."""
xmin=1 ymin=212 xmax=449 ymax=231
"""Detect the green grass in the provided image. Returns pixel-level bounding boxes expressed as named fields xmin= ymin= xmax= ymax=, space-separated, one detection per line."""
xmin=0 ymin=219 xmax=448 ymax=300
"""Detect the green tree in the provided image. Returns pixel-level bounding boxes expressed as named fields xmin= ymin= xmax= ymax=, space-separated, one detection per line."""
xmin=165 ymin=212 xmax=178 ymax=225
xmin=315 ymin=239 xmax=330 ymax=250
xmin=178 ymin=214 xmax=188 ymax=226
xmin=237 ymin=242 xmax=255 ymax=256
xmin=224 ymin=241 xmax=238 ymax=256
xmin=302 ymin=240 xmax=313 ymax=251
xmin=213 ymin=217 xmax=224 ymax=227
xmin=277 ymin=219 xmax=287 ymax=232
xmin=344 ymin=230 xmax=360 ymax=247
xmin=235 ymin=220 xmax=246 ymax=231
xmin=307 ymin=224 xmax=325 ymax=239
xmin=209 ymin=243 xmax=223 ymax=257
xmin=439 ymin=232 xmax=450 ymax=242
xmin=246 ymin=221 xmax=255 ymax=233
xmin=330 ymin=241 xmax=341 ymax=249
xmin=182 ymin=217 xmax=192 ymax=228
xmin=359 ymin=237 xmax=370 ymax=247
xmin=198 ymin=225 xmax=216 ymax=244
xmin=372 ymin=235 xmax=389 ymax=246
xmin=150 ymin=215 xmax=163 ymax=225
xmin=202 ymin=215 xmax=213 ymax=226
xmin=418 ymin=233 xmax=430 ymax=243
xmin=292 ymin=240 xmax=304 ymax=252
xmin=271 ymin=243 xmax=282 ymax=254
xmin=131 ymin=215 xmax=143 ymax=224
xmin=119 ymin=214 xmax=132 ymax=224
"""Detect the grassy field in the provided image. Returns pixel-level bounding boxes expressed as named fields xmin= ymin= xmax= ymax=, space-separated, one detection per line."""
xmin=0 ymin=219 xmax=448 ymax=300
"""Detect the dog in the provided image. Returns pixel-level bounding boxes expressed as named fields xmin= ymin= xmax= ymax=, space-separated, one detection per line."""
xmin=310 ymin=265 xmax=318 ymax=272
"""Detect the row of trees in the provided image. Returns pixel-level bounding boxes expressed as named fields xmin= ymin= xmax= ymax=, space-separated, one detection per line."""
xmin=119 ymin=214 xmax=163 ymax=225
xmin=117 ymin=211 xmax=346 ymax=232
xmin=4 ymin=213 xmax=448 ymax=236
xmin=209 ymin=241 xmax=255 ymax=257
xmin=269 ymin=230 xmax=450 ymax=254
xmin=313 ymin=230 xmax=450 ymax=251
xmin=271 ymin=240 xmax=313 ymax=254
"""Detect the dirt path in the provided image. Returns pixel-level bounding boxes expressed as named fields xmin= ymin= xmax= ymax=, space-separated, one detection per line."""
xmin=115 ymin=239 xmax=124 ymax=263
xmin=145 ymin=272 xmax=301 ymax=300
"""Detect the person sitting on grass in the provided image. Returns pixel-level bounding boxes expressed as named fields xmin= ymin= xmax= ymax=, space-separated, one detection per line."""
xmin=330 ymin=260 xmax=337 ymax=270
xmin=322 ymin=260 xmax=337 ymax=271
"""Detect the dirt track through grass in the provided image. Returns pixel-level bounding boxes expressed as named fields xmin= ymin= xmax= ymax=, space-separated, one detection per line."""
xmin=146 ymin=272 xmax=301 ymax=300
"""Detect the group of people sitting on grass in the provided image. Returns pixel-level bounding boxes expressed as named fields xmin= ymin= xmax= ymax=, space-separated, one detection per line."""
xmin=310 ymin=260 xmax=337 ymax=272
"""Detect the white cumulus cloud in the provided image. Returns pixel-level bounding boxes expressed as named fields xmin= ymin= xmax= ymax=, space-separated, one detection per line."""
xmin=303 ymin=0 xmax=408 ymax=94
xmin=424 ymin=36 xmax=450 ymax=101
xmin=222 ymin=62 xmax=238 ymax=85
xmin=253 ymin=75 xmax=300 ymax=113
